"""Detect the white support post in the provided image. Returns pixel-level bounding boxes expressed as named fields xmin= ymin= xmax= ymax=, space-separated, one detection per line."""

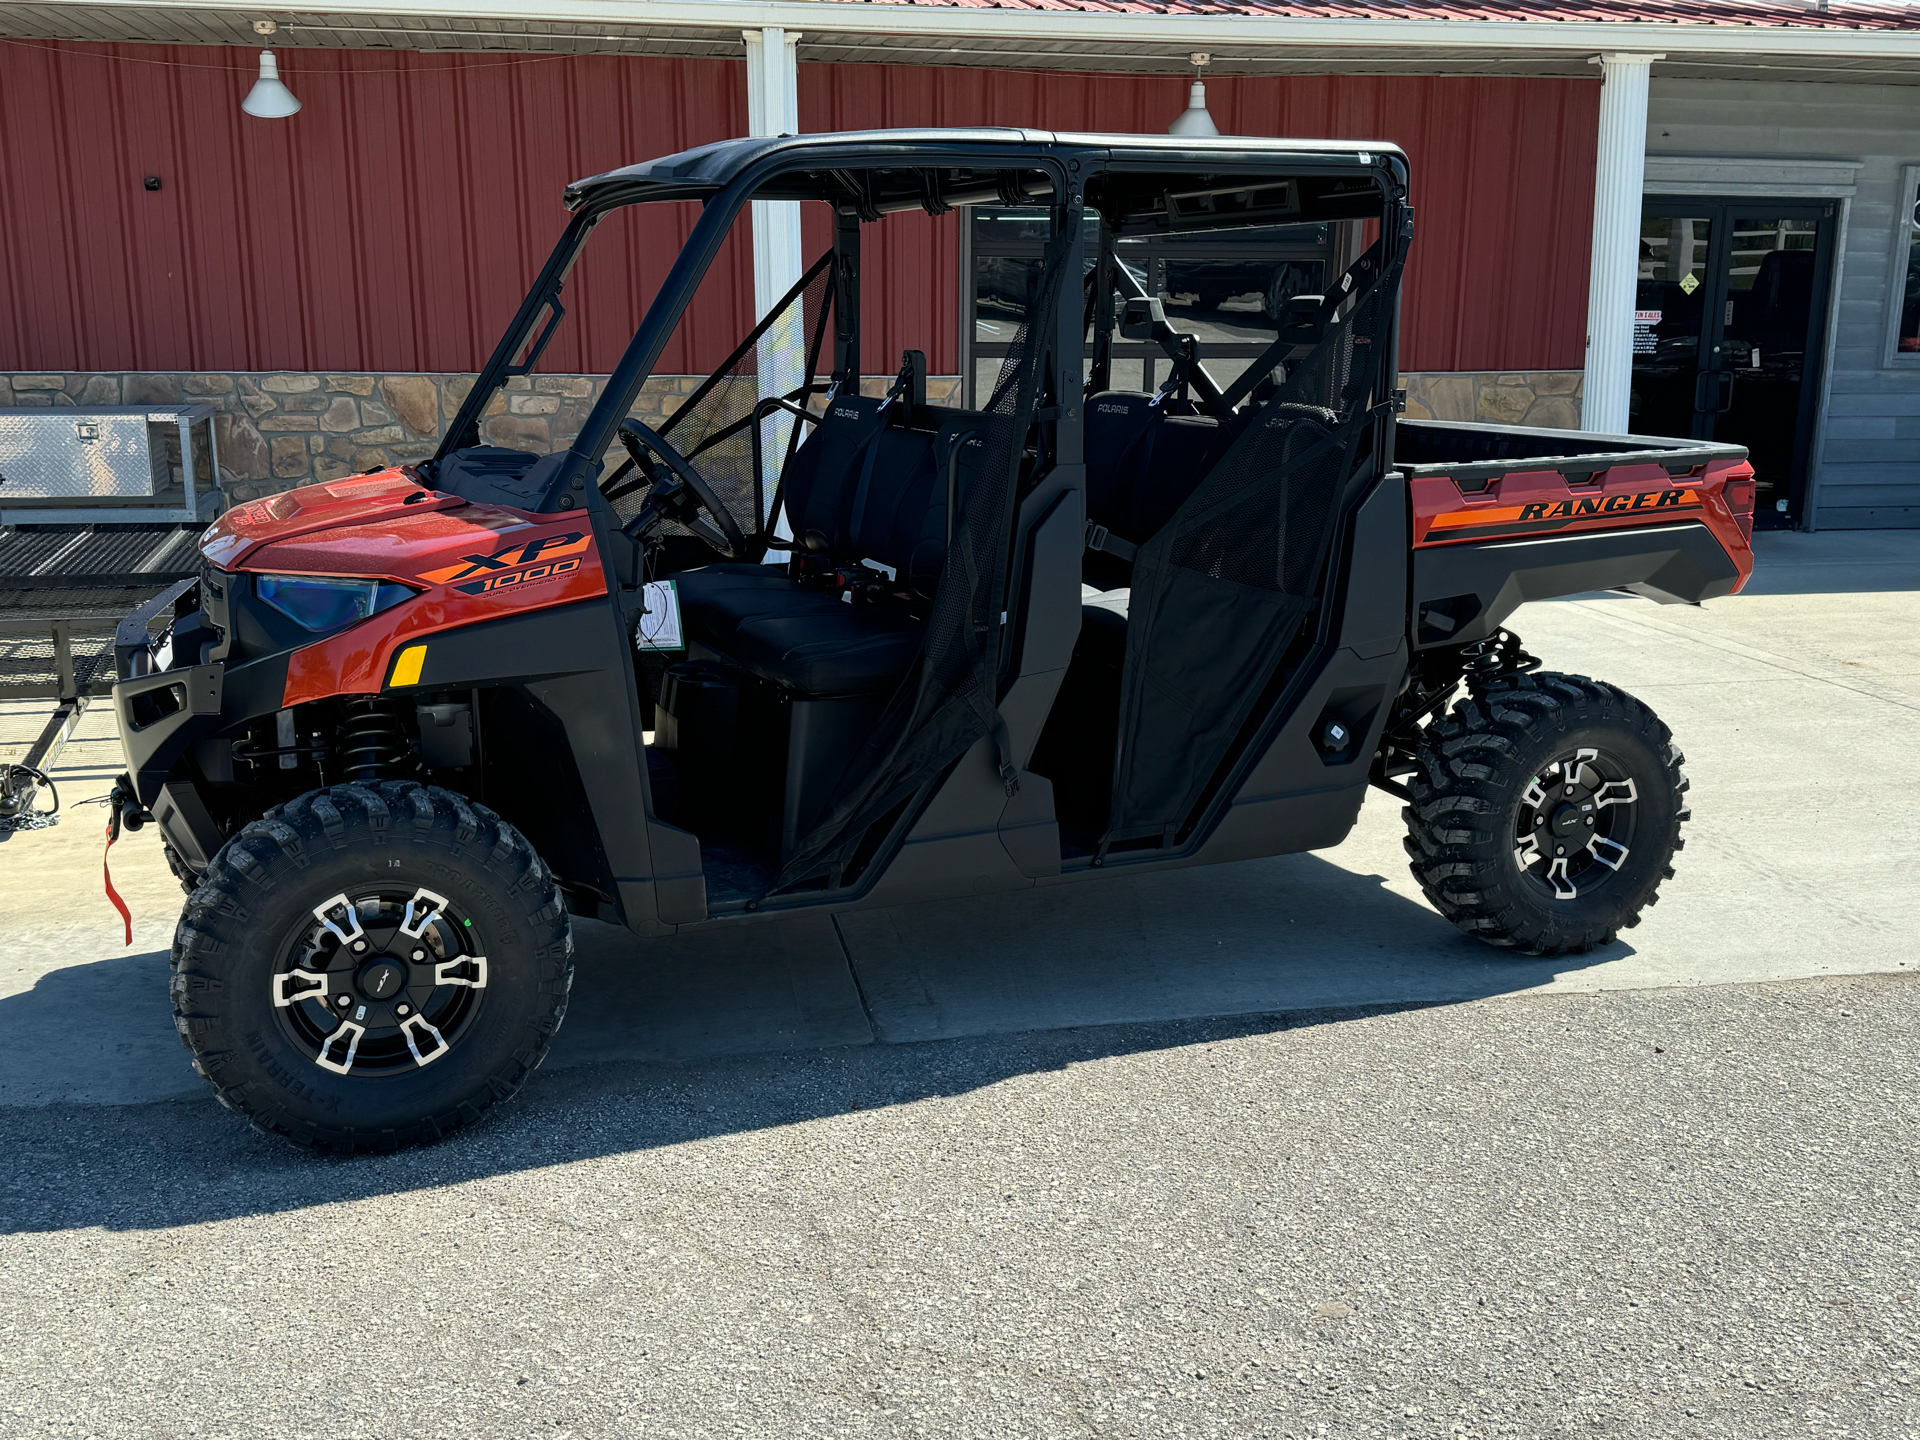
xmin=744 ymin=27 xmax=803 ymax=319
xmin=745 ymin=28 xmax=805 ymax=546
xmin=1580 ymin=52 xmax=1662 ymax=435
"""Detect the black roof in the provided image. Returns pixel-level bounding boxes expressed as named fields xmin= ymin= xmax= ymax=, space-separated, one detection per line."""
xmin=563 ymin=128 xmax=1407 ymax=212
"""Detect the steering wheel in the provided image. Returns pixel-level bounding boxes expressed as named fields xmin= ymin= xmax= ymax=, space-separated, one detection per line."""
xmin=614 ymin=418 xmax=747 ymax=561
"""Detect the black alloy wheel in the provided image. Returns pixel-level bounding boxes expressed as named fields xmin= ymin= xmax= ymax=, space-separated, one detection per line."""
xmin=171 ymin=781 xmax=573 ymax=1152
xmin=273 ymin=888 xmax=490 ymax=1077
xmin=1402 ymin=672 xmax=1689 ymax=957
xmin=1512 ymin=746 xmax=1640 ymax=903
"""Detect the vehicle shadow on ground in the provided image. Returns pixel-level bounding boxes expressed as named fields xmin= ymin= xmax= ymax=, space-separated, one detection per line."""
xmin=0 ymin=851 xmax=1624 ymax=1236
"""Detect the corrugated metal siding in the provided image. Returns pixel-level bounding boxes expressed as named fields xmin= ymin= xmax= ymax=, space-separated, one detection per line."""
xmin=0 ymin=44 xmax=1593 ymax=378
xmin=0 ymin=42 xmax=749 ymax=375
xmin=803 ymin=65 xmax=1599 ymax=374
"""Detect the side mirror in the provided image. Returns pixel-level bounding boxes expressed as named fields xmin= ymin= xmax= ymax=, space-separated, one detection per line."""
xmin=1282 ymin=294 xmax=1327 ymax=347
xmin=1119 ymin=296 xmax=1166 ymax=340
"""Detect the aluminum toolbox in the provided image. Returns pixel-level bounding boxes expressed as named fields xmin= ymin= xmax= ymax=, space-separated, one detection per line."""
xmin=0 ymin=405 xmax=216 ymax=521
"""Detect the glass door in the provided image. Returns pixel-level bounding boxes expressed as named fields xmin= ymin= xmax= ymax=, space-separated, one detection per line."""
xmin=1633 ymin=198 xmax=1837 ymax=529
xmin=1721 ymin=213 xmax=1829 ymax=527
xmin=1631 ymin=211 xmax=1716 ymax=442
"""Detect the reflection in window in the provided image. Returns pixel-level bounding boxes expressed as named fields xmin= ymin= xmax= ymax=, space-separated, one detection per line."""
xmin=1636 ymin=216 xmax=1713 ymax=362
xmin=975 ymin=255 xmax=1038 ymax=330
xmin=1900 ymin=191 xmax=1919 ymax=355
xmin=962 ymin=208 xmax=1344 ymax=406
xmin=1726 ymin=218 xmax=1818 ymax=293
xmin=1726 ymin=218 xmax=1819 ymax=375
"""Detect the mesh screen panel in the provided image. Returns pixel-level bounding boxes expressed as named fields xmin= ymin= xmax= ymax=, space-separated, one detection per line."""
xmin=1165 ymin=278 xmax=1390 ymax=599
xmin=1105 ymin=243 xmax=1405 ymax=851
xmin=0 ymin=631 xmax=115 ymax=697
xmin=0 ymin=586 xmax=154 ymax=618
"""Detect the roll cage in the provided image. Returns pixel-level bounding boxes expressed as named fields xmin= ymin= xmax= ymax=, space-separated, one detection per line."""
xmin=432 ymin=129 xmax=1413 ymax=512
xmin=413 ymin=129 xmax=1415 ymax=904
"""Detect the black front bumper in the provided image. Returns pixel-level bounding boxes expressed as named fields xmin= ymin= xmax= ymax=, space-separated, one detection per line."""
xmin=112 ymin=573 xmax=293 ymax=869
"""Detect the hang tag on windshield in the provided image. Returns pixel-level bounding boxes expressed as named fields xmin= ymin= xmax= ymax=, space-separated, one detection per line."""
xmin=634 ymin=579 xmax=684 ymax=652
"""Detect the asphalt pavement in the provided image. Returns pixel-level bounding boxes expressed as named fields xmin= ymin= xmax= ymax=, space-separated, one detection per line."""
xmin=0 ymin=975 xmax=1913 ymax=1438
xmin=0 ymin=528 xmax=1915 ymax=1438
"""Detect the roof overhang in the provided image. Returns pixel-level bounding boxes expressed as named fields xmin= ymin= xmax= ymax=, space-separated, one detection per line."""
xmin=6 ymin=0 xmax=1917 ymax=84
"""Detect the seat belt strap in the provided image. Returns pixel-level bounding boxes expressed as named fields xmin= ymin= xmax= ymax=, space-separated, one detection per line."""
xmin=846 ymin=413 xmax=889 ymax=550
xmin=1085 ymin=521 xmax=1137 ymax=563
xmin=1217 ymin=244 xmax=1386 ymax=413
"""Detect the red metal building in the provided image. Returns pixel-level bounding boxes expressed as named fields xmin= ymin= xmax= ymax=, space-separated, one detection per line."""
xmin=0 ymin=0 xmax=1911 ymax=529
xmin=0 ymin=41 xmax=1596 ymax=378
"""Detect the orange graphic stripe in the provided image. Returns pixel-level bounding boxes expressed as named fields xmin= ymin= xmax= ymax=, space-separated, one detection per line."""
xmin=1427 ymin=487 xmax=1702 ymax=533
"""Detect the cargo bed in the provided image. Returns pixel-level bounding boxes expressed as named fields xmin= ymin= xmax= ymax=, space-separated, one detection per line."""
xmin=1396 ymin=419 xmax=1749 ymax=492
xmin=1393 ymin=419 xmax=1756 ymax=649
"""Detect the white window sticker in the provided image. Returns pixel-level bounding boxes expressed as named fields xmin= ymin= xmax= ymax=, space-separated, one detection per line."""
xmin=634 ymin=579 xmax=684 ymax=652
xmin=1632 ymin=309 xmax=1661 ymax=355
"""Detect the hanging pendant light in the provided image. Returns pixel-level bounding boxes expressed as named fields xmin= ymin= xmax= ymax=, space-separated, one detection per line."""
xmin=242 ymin=49 xmax=302 ymax=119
xmin=1167 ymin=52 xmax=1218 ymax=138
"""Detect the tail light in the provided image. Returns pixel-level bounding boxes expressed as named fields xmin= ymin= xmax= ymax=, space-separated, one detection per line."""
xmin=1723 ymin=466 xmax=1756 ymax=545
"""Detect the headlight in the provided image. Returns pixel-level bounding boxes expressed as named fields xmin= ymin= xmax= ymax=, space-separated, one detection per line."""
xmin=254 ymin=575 xmax=416 ymax=633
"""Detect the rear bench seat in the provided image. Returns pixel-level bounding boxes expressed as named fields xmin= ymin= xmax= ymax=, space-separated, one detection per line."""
xmin=1081 ymin=390 xmax=1236 ymax=590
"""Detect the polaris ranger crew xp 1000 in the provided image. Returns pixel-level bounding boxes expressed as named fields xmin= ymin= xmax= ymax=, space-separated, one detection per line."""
xmin=112 ymin=131 xmax=1756 ymax=1151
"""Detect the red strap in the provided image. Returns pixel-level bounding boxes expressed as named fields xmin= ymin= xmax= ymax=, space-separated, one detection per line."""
xmin=103 ymin=822 xmax=133 ymax=947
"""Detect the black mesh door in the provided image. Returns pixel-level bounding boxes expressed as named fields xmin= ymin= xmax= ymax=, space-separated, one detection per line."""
xmin=1103 ymin=248 xmax=1404 ymax=853
xmin=777 ymin=207 xmax=1084 ymax=890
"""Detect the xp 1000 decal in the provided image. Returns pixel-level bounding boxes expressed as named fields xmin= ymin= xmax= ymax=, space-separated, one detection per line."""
xmin=417 ymin=530 xmax=591 ymax=596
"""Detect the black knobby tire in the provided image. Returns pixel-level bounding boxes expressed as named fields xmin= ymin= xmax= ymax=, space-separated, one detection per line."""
xmin=1402 ymin=672 xmax=1689 ymax=957
xmin=162 ymin=841 xmax=200 ymax=896
xmin=170 ymin=781 xmax=573 ymax=1152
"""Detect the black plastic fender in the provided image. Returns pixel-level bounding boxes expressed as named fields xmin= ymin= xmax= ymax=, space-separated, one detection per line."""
xmin=1411 ymin=520 xmax=1741 ymax=649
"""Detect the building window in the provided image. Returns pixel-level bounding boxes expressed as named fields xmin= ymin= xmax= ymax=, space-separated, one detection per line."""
xmin=1886 ymin=164 xmax=1919 ymax=366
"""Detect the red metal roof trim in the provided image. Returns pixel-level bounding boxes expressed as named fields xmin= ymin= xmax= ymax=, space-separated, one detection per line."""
xmin=811 ymin=0 xmax=1919 ymax=28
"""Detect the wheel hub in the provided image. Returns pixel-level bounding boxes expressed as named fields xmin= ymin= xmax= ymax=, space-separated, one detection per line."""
xmin=355 ymin=957 xmax=407 ymax=1001
xmin=1515 ymin=748 xmax=1638 ymax=901
xmin=1546 ymin=798 xmax=1590 ymax=841
xmin=272 ymin=886 xmax=489 ymax=1075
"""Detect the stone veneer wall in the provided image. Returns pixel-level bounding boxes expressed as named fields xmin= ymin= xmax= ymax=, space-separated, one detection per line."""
xmin=0 ymin=371 xmax=962 ymax=505
xmin=2 ymin=369 xmax=1569 ymax=505
xmin=1399 ymin=371 xmax=1584 ymax=428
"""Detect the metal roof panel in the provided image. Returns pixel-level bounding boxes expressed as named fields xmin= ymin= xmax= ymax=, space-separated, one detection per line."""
xmin=791 ymin=0 xmax=1917 ymax=26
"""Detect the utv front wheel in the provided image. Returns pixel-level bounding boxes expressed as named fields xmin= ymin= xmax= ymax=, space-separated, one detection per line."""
xmin=1402 ymin=673 xmax=1688 ymax=957
xmin=162 ymin=840 xmax=201 ymax=895
xmin=170 ymin=782 xmax=573 ymax=1152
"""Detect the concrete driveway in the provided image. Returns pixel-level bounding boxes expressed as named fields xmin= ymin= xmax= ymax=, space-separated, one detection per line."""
xmin=2 ymin=530 xmax=1912 ymax=1105
xmin=0 ymin=528 xmax=1914 ymax=1438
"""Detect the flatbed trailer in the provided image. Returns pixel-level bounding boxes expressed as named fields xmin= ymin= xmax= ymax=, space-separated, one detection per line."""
xmin=0 ymin=522 xmax=203 ymax=822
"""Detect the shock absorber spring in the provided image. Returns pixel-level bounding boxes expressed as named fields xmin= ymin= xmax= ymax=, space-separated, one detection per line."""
xmin=1460 ymin=628 xmax=1543 ymax=692
xmin=337 ymin=697 xmax=414 ymax=782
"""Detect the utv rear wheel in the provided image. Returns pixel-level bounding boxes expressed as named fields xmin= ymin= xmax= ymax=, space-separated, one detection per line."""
xmin=170 ymin=782 xmax=573 ymax=1152
xmin=1402 ymin=673 xmax=1688 ymax=957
